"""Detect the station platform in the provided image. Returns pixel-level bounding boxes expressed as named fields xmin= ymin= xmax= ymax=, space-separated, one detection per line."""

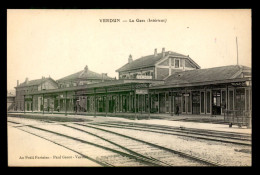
xmin=8 ymin=112 xmax=251 ymax=134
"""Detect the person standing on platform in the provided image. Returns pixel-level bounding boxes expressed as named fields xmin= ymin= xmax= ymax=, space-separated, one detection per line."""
xmin=74 ymin=104 xmax=78 ymax=115
xmin=57 ymin=105 xmax=60 ymax=112
xmin=175 ymin=104 xmax=179 ymax=116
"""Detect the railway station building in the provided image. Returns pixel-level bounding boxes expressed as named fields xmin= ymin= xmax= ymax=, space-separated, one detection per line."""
xmin=15 ymin=77 xmax=58 ymax=111
xmin=16 ymin=48 xmax=252 ymax=117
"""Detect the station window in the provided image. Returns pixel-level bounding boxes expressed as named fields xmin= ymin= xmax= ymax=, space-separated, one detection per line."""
xmin=182 ymin=95 xmax=186 ymax=112
xmin=175 ymin=59 xmax=180 ymax=68
xmin=171 ymin=58 xmax=175 ymax=66
xmin=229 ymin=90 xmax=234 ymax=110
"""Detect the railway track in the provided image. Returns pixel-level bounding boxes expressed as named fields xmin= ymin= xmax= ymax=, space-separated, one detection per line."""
xmin=7 ymin=118 xmax=222 ymax=166
xmin=8 ymin=121 xmax=164 ymax=166
xmin=89 ymin=121 xmax=251 ymax=146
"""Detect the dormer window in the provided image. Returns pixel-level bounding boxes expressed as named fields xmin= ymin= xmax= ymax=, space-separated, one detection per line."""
xmin=175 ymin=59 xmax=180 ymax=68
xmin=151 ymin=71 xmax=154 ymax=78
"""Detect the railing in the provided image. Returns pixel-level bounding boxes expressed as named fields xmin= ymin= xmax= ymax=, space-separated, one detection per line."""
xmin=224 ymin=109 xmax=251 ymax=128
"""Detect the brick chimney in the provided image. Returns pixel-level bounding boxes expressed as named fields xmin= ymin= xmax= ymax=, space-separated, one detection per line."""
xmin=128 ymin=54 xmax=133 ymax=63
xmin=84 ymin=65 xmax=88 ymax=72
xmin=154 ymin=48 xmax=157 ymax=56
xmin=101 ymin=73 xmax=107 ymax=82
xmin=17 ymin=80 xmax=19 ymax=86
xmin=25 ymin=77 xmax=29 ymax=84
xmin=162 ymin=48 xmax=165 ymax=57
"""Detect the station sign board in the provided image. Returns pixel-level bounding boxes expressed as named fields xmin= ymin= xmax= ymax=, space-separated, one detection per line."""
xmin=136 ymin=89 xmax=148 ymax=94
xmin=231 ymin=81 xmax=247 ymax=87
xmin=136 ymin=75 xmax=152 ymax=79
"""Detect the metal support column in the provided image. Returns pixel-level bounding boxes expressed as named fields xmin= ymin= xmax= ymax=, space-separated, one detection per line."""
xmin=58 ymin=97 xmax=60 ymax=113
xmin=42 ymin=94 xmax=44 ymax=115
xmin=138 ymin=94 xmax=140 ymax=113
xmin=87 ymin=96 xmax=89 ymax=112
xmin=32 ymin=95 xmax=34 ymax=113
xmin=24 ymin=95 xmax=25 ymax=114
xmin=65 ymin=91 xmax=67 ymax=116
xmin=120 ymin=94 xmax=122 ymax=112
xmin=158 ymin=93 xmax=160 ymax=114
xmin=105 ymin=88 xmax=108 ymax=117
xmin=147 ymin=83 xmax=150 ymax=120
xmin=226 ymin=85 xmax=229 ymax=111
xmin=134 ymin=86 xmax=137 ymax=120
xmin=170 ymin=91 xmax=173 ymax=116
xmin=141 ymin=94 xmax=142 ymax=115
xmin=114 ymin=95 xmax=116 ymax=114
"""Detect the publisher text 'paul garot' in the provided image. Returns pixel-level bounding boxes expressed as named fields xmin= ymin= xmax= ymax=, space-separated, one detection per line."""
xmin=99 ymin=18 xmax=167 ymax=23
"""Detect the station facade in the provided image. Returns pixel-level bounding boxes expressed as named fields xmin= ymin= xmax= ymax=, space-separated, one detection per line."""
xmin=15 ymin=48 xmax=252 ymax=117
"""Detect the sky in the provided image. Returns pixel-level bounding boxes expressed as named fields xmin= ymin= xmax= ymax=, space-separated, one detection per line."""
xmin=7 ymin=9 xmax=251 ymax=91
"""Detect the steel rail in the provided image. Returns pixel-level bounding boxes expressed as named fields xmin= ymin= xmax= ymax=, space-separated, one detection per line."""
xmin=89 ymin=122 xmax=251 ymax=146
xmin=10 ymin=123 xmax=166 ymax=166
xmin=9 ymin=123 xmax=110 ymax=167
xmin=91 ymin=122 xmax=251 ymax=141
xmin=75 ymin=123 xmax=222 ymax=166
xmin=102 ymin=121 xmax=251 ymax=137
xmin=62 ymin=124 xmax=173 ymax=166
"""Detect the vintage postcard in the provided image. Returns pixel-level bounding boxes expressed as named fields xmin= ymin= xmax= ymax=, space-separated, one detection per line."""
xmin=7 ymin=9 xmax=251 ymax=167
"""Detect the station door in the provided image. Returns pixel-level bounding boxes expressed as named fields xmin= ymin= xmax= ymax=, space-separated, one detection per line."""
xmin=235 ymin=88 xmax=245 ymax=111
xmin=174 ymin=96 xmax=182 ymax=114
xmin=159 ymin=93 xmax=166 ymax=113
xmin=192 ymin=91 xmax=200 ymax=114
xmin=212 ymin=90 xmax=221 ymax=115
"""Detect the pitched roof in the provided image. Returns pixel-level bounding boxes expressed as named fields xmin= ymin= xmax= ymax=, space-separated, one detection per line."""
xmin=116 ymin=51 xmax=199 ymax=72
xmin=164 ymin=65 xmax=251 ymax=85
xmin=27 ymin=79 xmax=165 ymax=95
xmin=57 ymin=67 xmax=114 ymax=82
xmin=16 ymin=77 xmax=57 ymax=88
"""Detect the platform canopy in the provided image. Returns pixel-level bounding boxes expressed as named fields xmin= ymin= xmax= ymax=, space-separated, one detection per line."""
xmin=27 ymin=79 xmax=164 ymax=96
